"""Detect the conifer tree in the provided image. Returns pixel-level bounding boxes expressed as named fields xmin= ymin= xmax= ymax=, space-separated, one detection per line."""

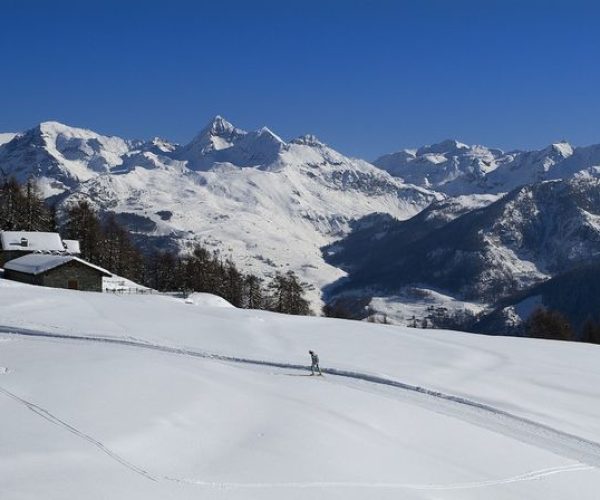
xmin=284 ymin=270 xmax=311 ymax=315
xmin=22 ymin=178 xmax=50 ymax=231
xmin=0 ymin=177 xmax=25 ymax=230
xmin=64 ymin=200 xmax=103 ymax=263
xmin=267 ymin=272 xmax=288 ymax=313
xmin=243 ymin=274 xmax=264 ymax=309
xmin=223 ymin=259 xmax=244 ymax=307
xmin=525 ymin=308 xmax=574 ymax=341
xmin=267 ymin=271 xmax=311 ymax=315
xmin=581 ymin=318 xmax=600 ymax=344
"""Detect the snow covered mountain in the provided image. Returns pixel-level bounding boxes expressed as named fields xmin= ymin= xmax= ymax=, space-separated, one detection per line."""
xmin=6 ymin=118 xmax=600 ymax=313
xmin=324 ymin=174 xmax=600 ymax=318
xmin=0 ymin=122 xmax=132 ymax=196
xmin=374 ymin=140 xmax=505 ymax=194
xmin=0 ymin=118 xmax=438 ymax=307
xmin=173 ymin=115 xmax=282 ymax=170
xmin=374 ymin=139 xmax=600 ymax=196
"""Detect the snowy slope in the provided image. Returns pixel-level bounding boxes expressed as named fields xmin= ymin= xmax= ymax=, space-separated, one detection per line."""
xmin=326 ymin=175 xmax=600 ymax=315
xmin=0 ymin=118 xmax=438 ymax=308
xmin=70 ymin=127 xmax=436 ymax=306
xmin=1 ymin=280 xmax=600 ymax=499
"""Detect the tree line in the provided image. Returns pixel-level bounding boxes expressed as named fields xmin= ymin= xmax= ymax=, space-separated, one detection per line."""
xmin=0 ymin=177 xmax=311 ymax=315
xmin=0 ymin=177 xmax=56 ymax=232
xmin=524 ymin=307 xmax=600 ymax=344
xmin=145 ymin=242 xmax=311 ymax=314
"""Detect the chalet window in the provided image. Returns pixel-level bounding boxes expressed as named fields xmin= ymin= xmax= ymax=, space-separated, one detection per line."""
xmin=67 ymin=280 xmax=79 ymax=290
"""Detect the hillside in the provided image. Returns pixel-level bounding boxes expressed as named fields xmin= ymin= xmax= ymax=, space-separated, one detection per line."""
xmin=2 ymin=280 xmax=600 ymax=499
xmin=475 ymin=262 xmax=600 ymax=336
xmin=325 ymin=175 xmax=600 ymax=308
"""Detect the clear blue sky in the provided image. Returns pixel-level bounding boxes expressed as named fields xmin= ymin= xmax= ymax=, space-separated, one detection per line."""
xmin=1 ymin=0 xmax=599 ymax=159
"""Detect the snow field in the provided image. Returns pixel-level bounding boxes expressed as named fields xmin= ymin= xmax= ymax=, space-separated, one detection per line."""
xmin=1 ymin=279 xmax=600 ymax=498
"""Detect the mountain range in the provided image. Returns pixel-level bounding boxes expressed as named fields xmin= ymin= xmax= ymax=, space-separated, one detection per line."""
xmin=0 ymin=118 xmax=436 ymax=307
xmin=3 ymin=118 xmax=600 ymax=323
xmin=373 ymin=138 xmax=599 ymax=196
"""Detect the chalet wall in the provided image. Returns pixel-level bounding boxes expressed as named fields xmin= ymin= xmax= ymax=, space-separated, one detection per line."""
xmin=4 ymin=260 xmax=104 ymax=292
xmin=42 ymin=260 xmax=104 ymax=292
xmin=3 ymin=269 xmax=42 ymax=286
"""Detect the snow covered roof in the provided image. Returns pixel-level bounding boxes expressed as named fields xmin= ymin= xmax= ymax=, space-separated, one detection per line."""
xmin=62 ymin=239 xmax=81 ymax=255
xmin=4 ymin=254 xmax=111 ymax=276
xmin=0 ymin=231 xmax=66 ymax=252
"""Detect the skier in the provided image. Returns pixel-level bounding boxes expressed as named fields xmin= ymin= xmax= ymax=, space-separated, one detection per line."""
xmin=309 ymin=350 xmax=322 ymax=376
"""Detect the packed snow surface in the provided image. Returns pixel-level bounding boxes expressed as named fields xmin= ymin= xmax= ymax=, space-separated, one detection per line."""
xmin=0 ymin=231 xmax=65 ymax=252
xmin=1 ymin=280 xmax=600 ymax=499
xmin=102 ymin=274 xmax=152 ymax=293
xmin=184 ymin=292 xmax=234 ymax=308
xmin=62 ymin=239 xmax=81 ymax=254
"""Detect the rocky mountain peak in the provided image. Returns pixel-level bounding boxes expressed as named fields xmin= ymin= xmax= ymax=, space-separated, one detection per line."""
xmin=291 ymin=134 xmax=325 ymax=147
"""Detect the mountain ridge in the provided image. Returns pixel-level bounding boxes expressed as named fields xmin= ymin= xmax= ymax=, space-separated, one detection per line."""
xmin=4 ymin=118 xmax=600 ymax=314
xmin=0 ymin=117 xmax=437 ymax=308
xmin=373 ymin=137 xmax=600 ymax=196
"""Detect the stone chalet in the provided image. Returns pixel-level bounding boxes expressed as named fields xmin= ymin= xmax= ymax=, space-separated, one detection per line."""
xmin=0 ymin=231 xmax=111 ymax=292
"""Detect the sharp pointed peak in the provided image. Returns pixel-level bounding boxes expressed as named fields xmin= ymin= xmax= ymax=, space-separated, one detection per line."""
xmin=196 ymin=115 xmax=247 ymax=140
xmin=204 ymin=115 xmax=235 ymax=131
xmin=210 ymin=114 xmax=230 ymax=126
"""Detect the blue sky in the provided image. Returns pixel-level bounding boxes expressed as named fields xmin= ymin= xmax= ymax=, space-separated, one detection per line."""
xmin=1 ymin=0 xmax=599 ymax=158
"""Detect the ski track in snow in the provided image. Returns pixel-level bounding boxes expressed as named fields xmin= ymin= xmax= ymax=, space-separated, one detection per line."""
xmin=0 ymin=385 xmax=157 ymax=482
xmin=165 ymin=463 xmax=592 ymax=490
xmin=1 ymin=325 xmax=599 ymax=490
